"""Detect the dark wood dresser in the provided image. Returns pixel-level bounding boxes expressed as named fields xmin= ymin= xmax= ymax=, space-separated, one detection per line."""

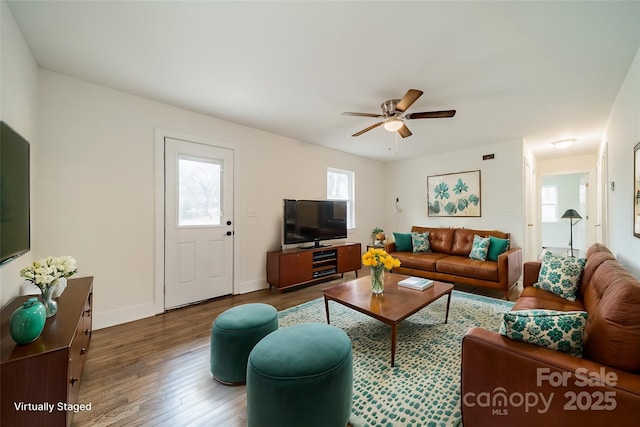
xmin=1 ymin=276 xmax=93 ymax=427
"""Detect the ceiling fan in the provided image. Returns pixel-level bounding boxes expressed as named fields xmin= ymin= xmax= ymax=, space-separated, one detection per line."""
xmin=342 ymin=89 xmax=456 ymax=138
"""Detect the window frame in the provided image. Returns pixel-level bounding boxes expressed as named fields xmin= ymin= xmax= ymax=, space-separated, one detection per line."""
xmin=541 ymin=184 xmax=559 ymax=223
xmin=327 ymin=167 xmax=355 ymax=230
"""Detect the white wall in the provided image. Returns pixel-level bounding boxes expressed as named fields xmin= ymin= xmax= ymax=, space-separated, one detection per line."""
xmin=0 ymin=1 xmax=39 ymax=305
xmin=603 ymin=47 xmax=640 ymax=278
xmin=37 ymin=70 xmax=384 ymax=329
xmin=383 ymin=140 xmax=525 ymax=250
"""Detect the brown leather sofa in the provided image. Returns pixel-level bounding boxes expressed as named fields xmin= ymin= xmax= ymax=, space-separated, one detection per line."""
xmin=384 ymin=226 xmax=522 ymax=299
xmin=461 ymin=243 xmax=640 ymax=426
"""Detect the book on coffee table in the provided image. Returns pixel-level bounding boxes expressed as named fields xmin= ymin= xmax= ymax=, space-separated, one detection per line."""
xmin=398 ymin=277 xmax=434 ymax=290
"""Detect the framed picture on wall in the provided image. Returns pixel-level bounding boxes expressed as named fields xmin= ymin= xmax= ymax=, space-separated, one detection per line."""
xmin=427 ymin=170 xmax=481 ymax=217
xmin=634 ymin=141 xmax=640 ymax=238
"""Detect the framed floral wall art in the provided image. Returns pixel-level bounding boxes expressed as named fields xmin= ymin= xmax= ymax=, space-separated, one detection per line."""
xmin=427 ymin=170 xmax=481 ymax=217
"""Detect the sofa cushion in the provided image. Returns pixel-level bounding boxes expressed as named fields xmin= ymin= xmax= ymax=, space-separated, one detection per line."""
xmin=393 ymin=232 xmax=412 ymax=251
xmin=578 ymin=249 xmax=616 ymax=299
xmin=499 ymin=309 xmax=588 ymax=357
xmin=412 ymin=226 xmax=454 ymax=254
xmin=392 ymin=252 xmax=449 ymax=271
xmin=469 ymin=235 xmax=490 ymax=261
xmin=487 ymin=236 xmax=510 ymax=261
xmin=411 ymin=231 xmax=431 ymax=253
xmin=451 ymin=228 xmax=510 ymax=256
xmin=534 ymin=251 xmax=586 ymax=301
xmin=514 ymin=286 xmax=585 ymax=312
xmin=436 ymin=256 xmax=499 ymax=281
xmin=583 ymin=259 xmax=640 ymax=372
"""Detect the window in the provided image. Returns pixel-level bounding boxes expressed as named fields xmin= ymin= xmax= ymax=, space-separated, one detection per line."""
xmin=327 ymin=167 xmax=355 ymax=229
xmin=178 ymin=155 xmax=222 ymax=226
xmin=541 ymin=185 xmax=558 ymax=223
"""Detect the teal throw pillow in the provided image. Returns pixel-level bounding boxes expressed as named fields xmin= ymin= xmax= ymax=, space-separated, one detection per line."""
xmin=487 ymin=236 xmax=510 ymax=261
xmin=534 ymin=251 xmax=586 ymax=301
xmin=393 ymin=232 xmax=413 ymax=252
xmin=469 ymin=235 xmax=490 ymax=261
xmin=499 ymin=309 xmax=588 ymax=357
xmin=411 ymin=231 xmax=431 ymax=253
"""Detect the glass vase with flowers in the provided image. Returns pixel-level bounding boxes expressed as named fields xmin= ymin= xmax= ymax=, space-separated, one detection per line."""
xmin=20 ymin=256 xmax=78 ymax=317
xmin=361 ymin=248 xmax=400 ymax=294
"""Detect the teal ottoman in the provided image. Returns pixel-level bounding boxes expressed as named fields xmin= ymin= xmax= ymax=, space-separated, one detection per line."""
xmin=246 ymin=323 xmax=353 ymax=427
xmin=210 ymin=303 xmax=278 ymax=385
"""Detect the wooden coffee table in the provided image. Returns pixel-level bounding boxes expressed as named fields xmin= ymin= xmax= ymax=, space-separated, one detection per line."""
xmin=323 ymin=273 xmax=453 ymax=367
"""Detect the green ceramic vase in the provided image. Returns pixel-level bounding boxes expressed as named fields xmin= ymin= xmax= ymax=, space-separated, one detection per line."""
xmin=9 ymin=297 xmax=47 ymax=344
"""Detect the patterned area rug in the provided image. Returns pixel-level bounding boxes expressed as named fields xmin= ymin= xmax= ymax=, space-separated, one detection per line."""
xmin=278 ymin=290 xmax=514 ymax=427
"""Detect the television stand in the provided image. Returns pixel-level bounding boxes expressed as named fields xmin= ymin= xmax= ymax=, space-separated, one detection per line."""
xmin=300 ymin=243 xmax=330 ymax=249
xmin=266 ymin=243 xmax=361 ymax=291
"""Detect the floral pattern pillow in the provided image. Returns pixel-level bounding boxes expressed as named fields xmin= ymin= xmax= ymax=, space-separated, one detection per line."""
xmin=500 ymin=309 xmax=588 ymax=357
xmin=411 ymin=231 xmax=431 ymax=253
xmin=469 ymin=235 xmax=490 ymax=261
xmin=534 ymin=251 xmax=586 ymax=301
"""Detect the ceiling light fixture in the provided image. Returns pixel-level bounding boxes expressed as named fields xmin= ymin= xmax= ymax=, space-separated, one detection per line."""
xmin=552 ymin=138 xmax=576 ymax=149
xmin=383 ymin=119 xmax=403 ymax=132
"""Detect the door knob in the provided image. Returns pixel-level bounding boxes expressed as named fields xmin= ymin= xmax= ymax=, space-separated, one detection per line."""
xmin=226 ymin=220 xmax=232 ymax=226
xmin=226 ymin=231 xmax=233 ymax=236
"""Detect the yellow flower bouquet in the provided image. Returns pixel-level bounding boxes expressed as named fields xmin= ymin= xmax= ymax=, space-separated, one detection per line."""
xmin=362 ymin=248 xmax=400 ymax=294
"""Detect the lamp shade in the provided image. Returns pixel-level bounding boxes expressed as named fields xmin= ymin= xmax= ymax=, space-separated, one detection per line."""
xmin=561 ymin=209 xmax=582 ymax=219
xmin=383 ymin=119 xmax=403 ymax=132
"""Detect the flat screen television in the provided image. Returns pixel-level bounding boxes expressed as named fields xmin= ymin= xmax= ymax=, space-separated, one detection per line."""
xmin=0 ymin=121 xmax=31 ymax=265
xmin=283 ymin=199 xmax=347 ymax=248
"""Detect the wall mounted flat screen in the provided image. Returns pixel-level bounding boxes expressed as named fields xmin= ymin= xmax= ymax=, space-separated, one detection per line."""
xmin=0 ymin=121 xmax=31 ymax=265
xmin=283 ymin=199 xmax=347 ymax=247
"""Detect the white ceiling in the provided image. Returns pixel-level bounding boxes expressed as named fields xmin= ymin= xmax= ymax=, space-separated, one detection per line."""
xmin=7 ymin=1 xmax=640 ymax=162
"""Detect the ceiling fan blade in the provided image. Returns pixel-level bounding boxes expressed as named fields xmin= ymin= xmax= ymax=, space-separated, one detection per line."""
xmin=352 ymin=122 xmax=384 ymax=137
xmin=398 ymin=124 xmax=412 ymax=138
xmin=395 ymin=89 xmax=424 ymax=113
xmin=342 ymin=112 xmax=383 ymax=118
xmin=405 ymin=110 xmax=456 ymax=119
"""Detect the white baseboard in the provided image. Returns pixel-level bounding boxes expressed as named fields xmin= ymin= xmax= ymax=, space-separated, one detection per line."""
xmin=93 ymin=302 xmax=157 ymax=330
xmin=236 ymin=279 xmax=268 ymax=294
xmin=93 ymin=280 xmax=267 ymax=330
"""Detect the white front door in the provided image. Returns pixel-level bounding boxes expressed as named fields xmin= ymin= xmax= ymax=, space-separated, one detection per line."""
xmin=164 ymin=137 xmax=234 ymax=309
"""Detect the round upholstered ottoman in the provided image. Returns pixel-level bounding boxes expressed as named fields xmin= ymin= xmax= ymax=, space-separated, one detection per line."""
xmin=246 ymin=323 xmax=353 ymax=427
xmin=210 ymin=303 xmax=278 ymax=385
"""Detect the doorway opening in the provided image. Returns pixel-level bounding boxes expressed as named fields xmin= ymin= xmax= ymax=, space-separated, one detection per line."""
xmin=540 ymin=173 xmax=588 ymax=258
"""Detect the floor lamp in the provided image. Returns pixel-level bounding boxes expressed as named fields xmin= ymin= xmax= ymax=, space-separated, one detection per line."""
xmin=561 ymin=209 xmax=582 ymax=257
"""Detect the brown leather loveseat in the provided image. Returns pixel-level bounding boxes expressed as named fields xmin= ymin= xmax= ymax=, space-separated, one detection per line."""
xmin=385 ymin=226 xmax=522 ymax=299
xmin=461 ymin=243 xmax=640 ymax=426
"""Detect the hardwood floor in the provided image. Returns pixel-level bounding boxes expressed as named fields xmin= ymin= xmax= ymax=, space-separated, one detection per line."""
xmin=73 ymin=273 xmax=519 ymax=426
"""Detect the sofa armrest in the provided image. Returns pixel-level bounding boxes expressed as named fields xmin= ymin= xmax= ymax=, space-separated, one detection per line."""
xmin=384 ymin=242 xmax=396 ymax=253
xmin=461 ymin=327 xmax=640 ymax=427
xmin=498 ymin=247 xmax=522 ymax=289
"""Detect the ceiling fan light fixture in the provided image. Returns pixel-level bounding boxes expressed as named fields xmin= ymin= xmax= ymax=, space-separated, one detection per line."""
xmin=383 ymin=119 xmax=403 ymax=132
xmin=552 ymin=138 xmax=576 ymax=149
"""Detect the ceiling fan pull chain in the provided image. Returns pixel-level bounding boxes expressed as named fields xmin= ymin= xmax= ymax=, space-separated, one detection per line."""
xmin=395 ymin=131 xmax=399 ymax=155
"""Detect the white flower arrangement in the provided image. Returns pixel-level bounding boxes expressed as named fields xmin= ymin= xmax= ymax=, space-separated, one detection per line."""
xmin=20 ymin=256 xmax=78 ymax=293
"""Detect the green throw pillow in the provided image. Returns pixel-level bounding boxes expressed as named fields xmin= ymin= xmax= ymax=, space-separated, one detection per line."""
xmin=469 ymin=235 xmax=490 ymax=261
xmin=487 ymin=236 xmax=510 ymax=261
xmin=411 ymin=231 xmax=431 ymax=253
xmin=534 ymin=251 xmax=586 ymax=301
xmin=393 ymin=232 xmax=413 ymax=252
xmin=499 ymin=310 xmax=588 ymax=357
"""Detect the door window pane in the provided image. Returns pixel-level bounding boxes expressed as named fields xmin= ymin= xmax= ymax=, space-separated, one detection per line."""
xmin=178 ymin=155 xmax=222 ymax=226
